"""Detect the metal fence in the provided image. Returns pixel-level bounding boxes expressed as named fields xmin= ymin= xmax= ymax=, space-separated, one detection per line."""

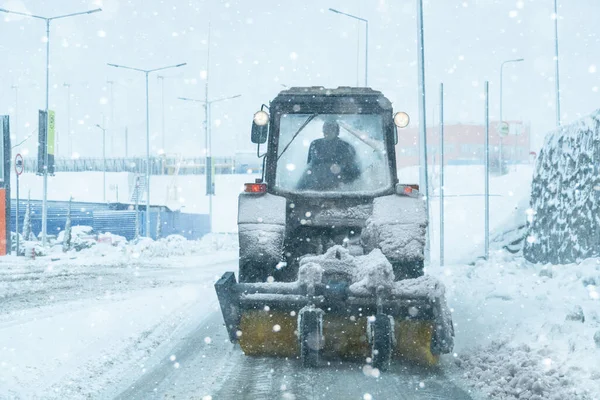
xmin=11 ymin=199 xmax=210 ymax=241
xmin=19 ymin=156 xmax=263 ymax=175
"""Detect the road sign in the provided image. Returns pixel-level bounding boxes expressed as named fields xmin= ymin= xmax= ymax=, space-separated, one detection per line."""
xmin=498 ymin=122 xmax=509 ymax=137
xmin=15 ymin=154 xmax=24 ymax=176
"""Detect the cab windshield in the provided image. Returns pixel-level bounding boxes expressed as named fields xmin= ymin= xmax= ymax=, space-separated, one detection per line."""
xmin=275 ymin=113 xmax=391 ymax=193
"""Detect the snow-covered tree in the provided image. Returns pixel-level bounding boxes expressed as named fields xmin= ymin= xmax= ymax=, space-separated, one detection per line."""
xmin=23 ymin=190 xmax=33 ymax=241
xmin=134 ymin=197 xmax=140 ymax=240
xmin=156 ymin=208 xmax=162 ymax=239
xmin=63 ymin=197 xmax=72 ymax=252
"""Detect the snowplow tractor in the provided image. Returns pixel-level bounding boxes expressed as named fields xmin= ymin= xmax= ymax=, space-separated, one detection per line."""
xmin=215 ymin=87 xmax=454 ymax=369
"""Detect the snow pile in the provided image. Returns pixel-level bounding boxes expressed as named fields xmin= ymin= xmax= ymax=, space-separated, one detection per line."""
xmin=349 ymin=249 xmax=394 ymax=294
xmin=362 ymin=195 xmax=427 ymax=263
xmin=56 ymin=225 xmax=96 ymax=251
xmin=297 ymin=262 xmax=323 ymax=287
xmin=456 ymin=341 xmax=589 ymax=400
xmin=300 ymin=245 xmax=358 ymax=283
xmin=440 ymin=251 xmax=600 ymax=399
xmin=525 ymin=110 xmax=600 ymax=264
xmin=127 ymin=233 xmax=239 ymax=258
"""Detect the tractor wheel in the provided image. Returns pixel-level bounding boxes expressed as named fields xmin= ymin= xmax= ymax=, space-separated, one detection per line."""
xmin=371 ymin=314 xmax=393 ymax=371
xmin=299 ymin=307 xmax=323 ymax=368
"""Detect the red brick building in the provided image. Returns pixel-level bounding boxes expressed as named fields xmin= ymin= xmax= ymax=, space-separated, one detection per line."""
xmin=395 ymin=121 xmax=531 ymax=168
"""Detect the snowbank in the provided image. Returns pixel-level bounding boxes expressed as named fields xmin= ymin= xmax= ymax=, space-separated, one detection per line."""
xmin=525 ymin=110 xmax=600 ymax=264
xmin=439 ymin=251 xmax=600 ymax=399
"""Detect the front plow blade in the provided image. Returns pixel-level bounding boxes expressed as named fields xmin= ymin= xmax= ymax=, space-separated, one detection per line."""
xmin=214 ymin=272 xmax=453 ymax=367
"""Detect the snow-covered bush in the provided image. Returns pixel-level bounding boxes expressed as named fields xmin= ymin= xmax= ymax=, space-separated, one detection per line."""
xmin=62 ymin=197 xmax=72 ymax=252
xmin=57 ymin=226 xmax=96 ymax=252
xmin=524 ymin=110 xmax=600 ymax=264
xmin=22 ymin=191 xmax=34 ymax=241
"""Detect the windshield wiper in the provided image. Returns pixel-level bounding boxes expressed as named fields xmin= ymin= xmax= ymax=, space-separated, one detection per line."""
xmin=277 ymin=113 xmax=318 ymax=161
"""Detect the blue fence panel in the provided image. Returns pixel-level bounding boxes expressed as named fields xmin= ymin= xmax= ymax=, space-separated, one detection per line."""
xmin=93 ymin=210 xmax=138 ymax=240
xmin=10 ymin=199 xmax=210 ymax=241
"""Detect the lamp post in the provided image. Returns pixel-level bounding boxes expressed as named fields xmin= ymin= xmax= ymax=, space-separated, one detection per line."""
xmin=499 ymin=58 xmax=524 ymax=171
xmin=328 ymin=8 xmax=368 ymax=87
xmin=178 ymin=94 xmax=241 ymax=231
xmin=107 ymin=62 xmax=186 ymax=238
xmin=0 ymin=6 xmax=102 ymax=246
xmin=95 ymin=119 xmax=106 ymax=202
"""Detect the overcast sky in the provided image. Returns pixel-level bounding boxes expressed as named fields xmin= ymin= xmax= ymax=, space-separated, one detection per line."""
xmin=1 ymin=0 xmax=599 ymax=159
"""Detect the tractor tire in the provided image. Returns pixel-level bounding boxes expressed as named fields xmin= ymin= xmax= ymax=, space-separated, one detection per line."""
xmin=371 ymin=314 xmax=393 ymax=371
xmin=299 ymin=308 xmax=323 ymax=368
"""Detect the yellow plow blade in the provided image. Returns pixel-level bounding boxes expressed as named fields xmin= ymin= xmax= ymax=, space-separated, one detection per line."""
xmin=237 ymin=310 xmax=439 ymax=366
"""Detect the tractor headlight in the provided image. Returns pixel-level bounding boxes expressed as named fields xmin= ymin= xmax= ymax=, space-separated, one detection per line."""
xmin=394 ymin=112 xmax=410 ymax=128
xmin=253 ymin=110 xmax=270 ymax=126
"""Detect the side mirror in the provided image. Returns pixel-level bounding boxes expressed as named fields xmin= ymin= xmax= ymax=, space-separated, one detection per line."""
xmin=393 ymin=126 xmax=398 ymax=145
xmin=251 ymin=111 xmax=269 ymax=144
xmin=251 ymin=122 xmax=268 ymax=144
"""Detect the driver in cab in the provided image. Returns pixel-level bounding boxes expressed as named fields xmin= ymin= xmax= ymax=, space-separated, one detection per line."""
xmin=297 ymin=120 xmax=360 ymax=190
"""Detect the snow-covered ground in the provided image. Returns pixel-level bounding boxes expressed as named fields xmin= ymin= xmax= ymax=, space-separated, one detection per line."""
xmin=0 ymin=234 xmax=238 ymax=399
xmin=2 ymin=164 xmax=599 ymax=399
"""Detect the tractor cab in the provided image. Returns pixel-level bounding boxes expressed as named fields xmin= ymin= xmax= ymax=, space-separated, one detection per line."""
xmin=250 ymin=87 xmax=410 ymax=198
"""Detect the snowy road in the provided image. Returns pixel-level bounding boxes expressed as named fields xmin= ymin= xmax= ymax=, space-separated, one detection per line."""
xmin=111 ymin=306 xmax=473 ymax=400
xmin=1 ymin=251 xmax=473 ymax=400
xmin=104 ymin=271 xmax=473 ymax=400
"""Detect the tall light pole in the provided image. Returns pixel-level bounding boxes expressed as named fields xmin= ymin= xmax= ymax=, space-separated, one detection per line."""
xmin=329 ymin=8 xmax=368 ymax=87
xmin=107 ymin=62 xmax=186 ymax=238
xmin=416 ymin=0 xmax=430 ymax=263
xmin=178 ymin=94 xmax=241 ymax=231
xmin=553 ymin=0 xmax=561 ymax=126
xmin=95 ymin=119 xmax=106 ymax=203
xmin=499 ymin=58 xmax=524 ymax=170
xmin=0 ymin=6 xmax=102 ymax=246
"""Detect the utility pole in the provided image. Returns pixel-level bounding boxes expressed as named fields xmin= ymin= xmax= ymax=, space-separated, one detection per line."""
xmin=484 ymin=81 xmax=490 ymax=259
xmin=416 ymin=0 xmax=430 ymax=263
xmin=439 ymin=83 xmax=445 ymax=267
xmin=553 ymin=0 xmax=561 ymax=126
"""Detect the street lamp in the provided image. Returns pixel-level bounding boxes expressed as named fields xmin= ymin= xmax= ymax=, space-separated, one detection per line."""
xmin=329 ymin=8 xmax=368 ymax=87
xmin=499 ymin=58 xmax=524 ymax=171
xmin=178 ymin=94 xmax=241 ymax=231
xmin=95 ymin=120 xmax=106 ymax=202
xmin=0 ymin=6 xmax=102 ymax=246
xmin=107 ymin=62 xmax=187 ymax=238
